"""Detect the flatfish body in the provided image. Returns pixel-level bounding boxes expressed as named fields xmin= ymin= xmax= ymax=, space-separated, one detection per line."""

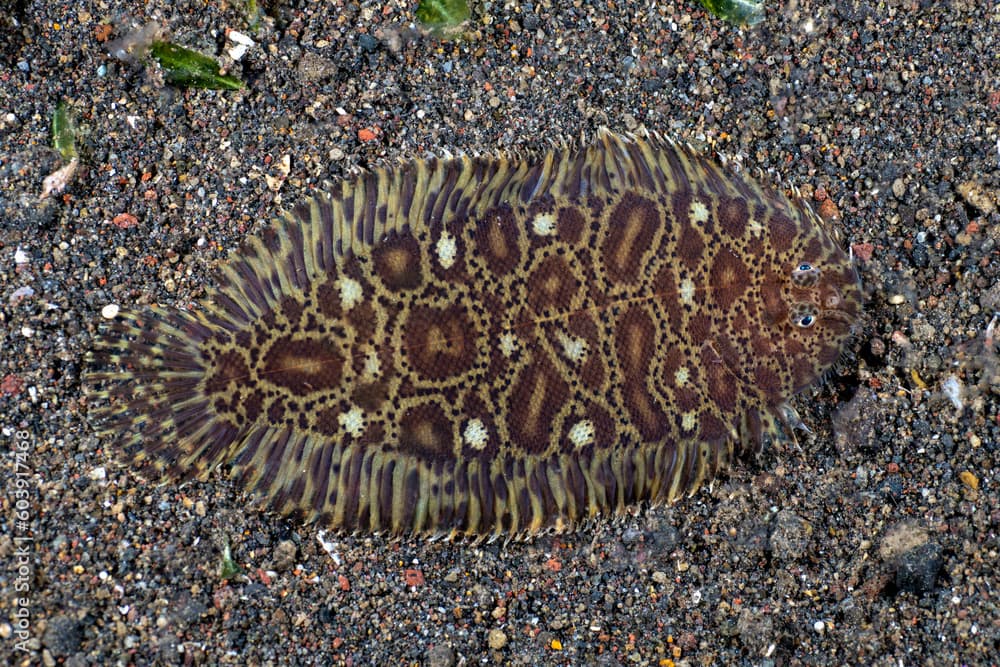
xmin=87 ymin=130 xmax=862 ymax=538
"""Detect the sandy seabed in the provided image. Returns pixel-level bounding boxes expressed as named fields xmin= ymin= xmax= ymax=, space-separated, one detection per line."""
xmin=1 ymin=1 xmax=998 ymax=665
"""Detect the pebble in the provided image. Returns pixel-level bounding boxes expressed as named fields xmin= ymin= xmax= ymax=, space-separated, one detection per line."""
xmin=41 ymin=615 xmax=83 ymax=656
xmin=487 ymin=628 xmax=507 ymax=650
xmin=228 ymin=43 xmax=249 ymax=61
xmin=358 ymin=34 xmax=379 ymax=53
xmin=892 ymin=178 xmax=906 ymax=198
xmin=942 ymin=376 xmax=963 ymax=410
xmin=101 ymin=304 xmax=120 ymax=319
xmin=894 ymin=542 xmax=943 ymax=595
xmin=229 ymin=30 xmax=255 ymax=47
xmin=877 ymin=521 xmax=944 ymax=596
xmin=270 ymin=540 xmax=297 ymax=572
xmin=8 ymin=285 xmax=34 ymax=304
xmin=769 ymin=510 xmax=812 ymax=561
xmin=425 ymin=644 xmax=455 ymax=667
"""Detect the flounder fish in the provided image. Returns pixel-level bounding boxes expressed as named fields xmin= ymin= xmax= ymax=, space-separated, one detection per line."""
xmin=87 ymin=130 xmax=862 ymax=538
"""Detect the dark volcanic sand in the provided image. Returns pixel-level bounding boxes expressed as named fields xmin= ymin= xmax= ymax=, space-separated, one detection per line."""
xmin=1 ymin=1 xmax=998 ymax=665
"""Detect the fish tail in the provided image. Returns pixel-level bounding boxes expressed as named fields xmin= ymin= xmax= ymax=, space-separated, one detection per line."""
xmin=84 ymin=306 xmax=239 ymax=479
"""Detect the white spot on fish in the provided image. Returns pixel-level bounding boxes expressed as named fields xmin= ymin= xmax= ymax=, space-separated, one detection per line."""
xmin=337 ymin=277 xmax=363 ymax=310
xmin=499 ymin=332 xmax=519 ymax=358
xmin=463 ymin=418 xmax=489 ymax=450
xmin=436 ymin=231 xmax=457 ymax=269
xmin=362 ymin=349 xmax=381 ymax=380
xmin=567 ymin=420 xmax=595 ymax=448
xmin=532 ymin=212 xmax=557 ymax=236
xmin=690 ymin=200 xmax=709 ymax=223
xmin=680 ymin=278 xmax=696 ymax=305
xmin=681 ymin=410 xmax=698 ymax=432
xmin=555 ymin=330 xmax=588 ymax=364
xmin=339 ymin=406 xmax=366 ymax=438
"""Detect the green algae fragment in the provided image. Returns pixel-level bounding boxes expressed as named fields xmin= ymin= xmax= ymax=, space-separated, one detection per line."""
xmin=696 ymin=0 xmax=764 ymax=25
xmin=52 ymin=101 xmax=77 ymax=161
xmin=245 ymin=0 xmax=261 ymax=32
xmin=218 ymin=544 xmax=243 ymax=580
xmin=416 ymin=0 xmax=470 ymax=29
xmin=149 ymin=41 xmax=243 ymax=90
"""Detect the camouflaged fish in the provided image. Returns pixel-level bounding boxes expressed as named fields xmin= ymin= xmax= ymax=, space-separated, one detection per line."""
xmin=86 ymin=130 xmax=862 ymax=538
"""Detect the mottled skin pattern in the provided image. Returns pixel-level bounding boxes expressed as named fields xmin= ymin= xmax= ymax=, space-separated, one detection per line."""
xmin=87 ymin=131 xmax=862 ymax=538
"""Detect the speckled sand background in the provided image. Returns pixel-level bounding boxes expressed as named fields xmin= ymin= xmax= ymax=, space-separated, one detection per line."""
xmin=1 ymin=1 xmax=999 ymax=665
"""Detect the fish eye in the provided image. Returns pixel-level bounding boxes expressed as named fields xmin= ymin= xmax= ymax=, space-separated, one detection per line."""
xmin=789 ymin=303 xmax=817 ymax=328
xmin=791 ymin=262 xmax=821 ymax=287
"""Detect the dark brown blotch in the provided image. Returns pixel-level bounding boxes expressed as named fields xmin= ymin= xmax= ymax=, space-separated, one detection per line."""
xmin=702 ymin=345 xmax=738 ymax=413
xmin=352 ymin=380 xmax=390 ymax=412
xmin=709 ymin=247 xmax=751 ymax=310
xmin=768 ymin=212 xmax=798 ymax=252
xmin=371 ymin=231 xmax=423 ymax=291
xmin=623 ymin=384 xmax=669 ymax=442
xmin=316 ymin=278 xmax=343 ymax=320
xmin=614 ymin=306 xmax=657 ymax=376
xmin=244 ymin=390 xmax=264 ymax=422
xmin=279 ymin=295 xmax=305 ymax=324
xmin=260 ymin=335 xmax=344 ymax=393
xmin=601 ymin=192 xmax=660 ymax=285
xmin=760 ymin=273 xmax=787 ymax=325
xmin=348 ymin=301 xmax=378 ymax=342
xmin=671 ymin=388 xmax=702 ymax=438
xmin=753 ymin=364 xmax=783 ymax=402
xmin=403 ymin=304 xmax=477 ymax=381
xmin=660 ymin=346 xmax=696 ymax=390
xmin=675 ymin=224 xmax=706 ymax=271
xmin=566 ymin=314 xmax=606 ymax=391
xmin=473 ymin=204 xmax=522 ymax=277
xmin=698 ymin=413 xmax=728 ymax=443
xmin=614 ymin=307 xmax=668 ymax=441
xmin=506 ymin=355 xmax=569 ymax=455
xmin=398 ymin=402 xmax=454 ymax=462
xmin=717 ymin=196 xmax=749 ymax=239
xmin=792 ymin=355 xmax=820 ymax=394
xmin=459 ymin=392 xmax=501 ymax=459
xmin=557 ymin=206 xmax=586 ymax=245
xmin=685 ymin=313 xmax=712 ymax=344
xmin=650 ymin=265 xmax=685 ymax=329
xmin=559 ymin=401 xmax=616 ymax=454
xmin=315 ymin=406 xmax=340 ymax=436
xmin=266 ymin=397 xmax=287 ymax=424
xmin=205 ymin=350 xmax=250 ymax=395
xmin=527 ymin=256 xmax=579 ymax=314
